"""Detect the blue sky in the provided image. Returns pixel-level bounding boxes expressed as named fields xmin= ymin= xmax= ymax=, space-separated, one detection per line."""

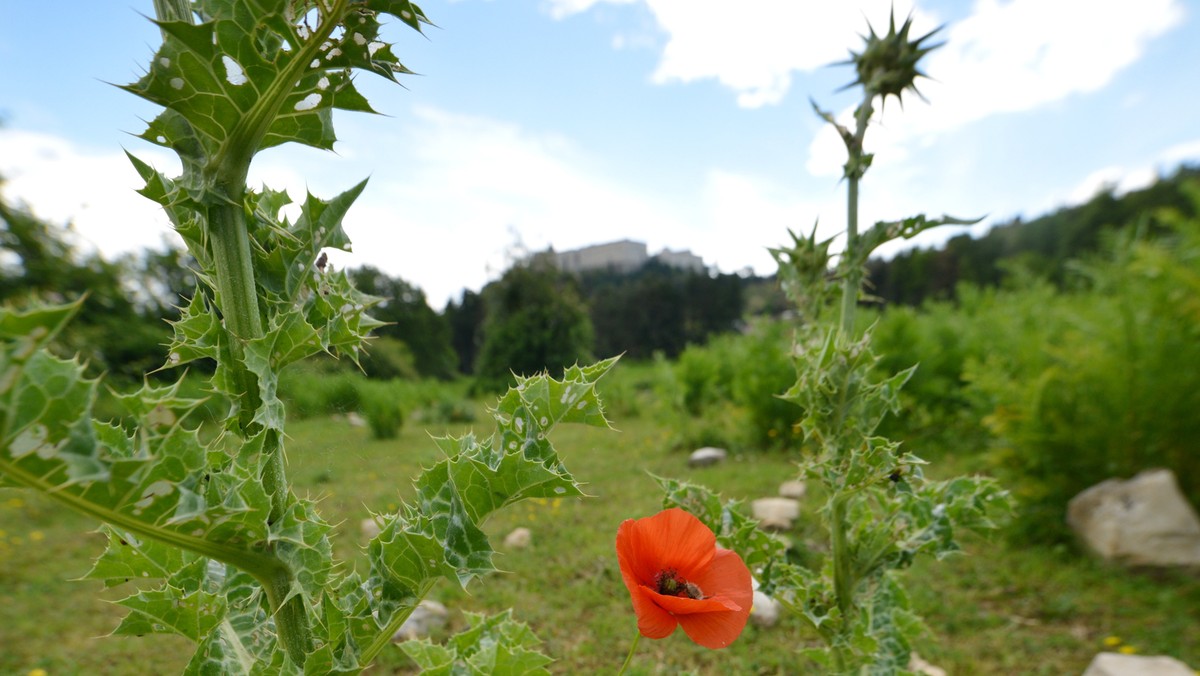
xmin=2 ymin=0 xmax=1198 ymax=308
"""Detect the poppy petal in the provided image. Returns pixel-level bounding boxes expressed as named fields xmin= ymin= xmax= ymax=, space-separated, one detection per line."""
xmin=639 ymin=586 xmax=741 ymax=615
xmin=629 ymin=585 xmax=678 ymax=639
xmin=617 ymin=508 xmax=716 ymax=584
xmin=676 ymin=604 xmax=750 ymax=649
xmin=694 ymin=547 xmax=754 ymax=611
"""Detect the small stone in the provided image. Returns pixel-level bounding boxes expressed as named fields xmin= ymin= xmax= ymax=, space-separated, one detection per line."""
xmin=391 ymin=600 xmax=449 ymax=642
xmin=688 ymin=447 xmax=727 ymax=468
xmin=752 ymin=497 xmax=801 ymax=531
xmin=504 ymin=527 xmax=532 ymax=549
xmin=1082 ymin=652 xmax=1195 ymax=676
xmin=750 ymin=590 xmax=780 ymax=627
xmin=779 ymin=480 xmax=806 ymax=500
xmin=346 ymin=411 xmax=366 ymax=427
xmin=1067 ymin=468 xmax=1200 ymax=567
xmin=360 ymin=517 xmax=382 ymax=540
xmin=909 ymin=652 xmax=947 ymax=676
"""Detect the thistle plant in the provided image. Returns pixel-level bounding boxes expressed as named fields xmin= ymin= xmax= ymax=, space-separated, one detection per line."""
xmin=0 ymin=1 xmax=615 ymax=672
xmin=660 ymin=12 xmax=1012 ymax=673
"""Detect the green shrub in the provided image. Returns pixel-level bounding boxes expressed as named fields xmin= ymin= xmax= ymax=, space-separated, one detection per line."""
xmin=360 ymin=381 xmax=405 ymax=440
xmin=729 ymin=320 xmax=797 ymax=450
xmin=279 ymin=364 xmax=365 ymax=419
xmin=360 ymin=336 xmax=419 ymax=381
xmin=674 ymin=338 xmax=736 ymax=416
xmin=665 ymin=320 xmax=798 ymax=452
xmin=967 ymin=217 xmax=1200 ymax=542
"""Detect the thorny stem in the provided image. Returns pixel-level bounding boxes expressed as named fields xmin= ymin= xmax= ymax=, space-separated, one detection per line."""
xmin=147 ymin=0 xmax=360 ymax=666
xmin=837 ymin=93 xmax=875 ymax=336
xmin=829 ymin=90 xmax=876 ymax=672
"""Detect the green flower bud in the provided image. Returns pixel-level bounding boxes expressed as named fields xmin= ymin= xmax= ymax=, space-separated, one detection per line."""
xmin=843 ymin=11 xmax=942 ymax=108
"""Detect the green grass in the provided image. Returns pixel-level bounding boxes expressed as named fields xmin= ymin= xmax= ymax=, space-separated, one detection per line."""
xmin=2 ymin=407 xmax=1198 ymax=674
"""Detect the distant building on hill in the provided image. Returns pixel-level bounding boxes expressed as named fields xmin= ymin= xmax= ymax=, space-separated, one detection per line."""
xmin=540 ymin=239 xmax=706 ymax=274
xmin=654 ymin=248 xmax=705 ymax=273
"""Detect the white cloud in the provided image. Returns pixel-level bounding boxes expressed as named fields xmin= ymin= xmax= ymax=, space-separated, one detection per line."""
xmin=2 ymin=115 xmax=708 ymax=310
xmin=698 ymin=169 xmax=808 ymax=271
xmin=544 ymin=0 xmax=637 ymax=20
xmin=910 ymin=0 xmax=1183 ymax=133
xmin=806 ymin=0 xmax=1184 ymax=178
xmin=353 ymin=106 xmax=703 ymax=306
xmin=554 ymin=0 xmax=933 ymax=108
xmin=0 ymin=129 xmax=180 ymax=256
xmin=1058 ymin=138 xmax=1200 ymax=207
xmin=557 ymin=0 xmax=1183 ymax=124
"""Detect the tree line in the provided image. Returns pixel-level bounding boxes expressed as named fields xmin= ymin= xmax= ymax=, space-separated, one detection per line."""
xmin=865 ymin=164 xmax=1200 ymax=306
xmin=5 ymin=164 xmax=1195 ymax=390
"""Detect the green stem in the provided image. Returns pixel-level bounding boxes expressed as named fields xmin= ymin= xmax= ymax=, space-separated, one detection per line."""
xmin=360 ymin=579 xmax=439 ymax=665
xmin=837 ymin=93 xmax=874 ymax=337
xmin=839 ymin=174 xmax=860 ymax=336
xmin=829 ymin=495 xmax=855 ymax=621
xmin=263 ymin=566 xmax=313 ymax=668
xmin=828 ymin=91 xmax=875 ymax=674
xmin=209 ymin=199 xmax=264 ymax=341
xmin=617 ymin=628 xmax=642 ymax=676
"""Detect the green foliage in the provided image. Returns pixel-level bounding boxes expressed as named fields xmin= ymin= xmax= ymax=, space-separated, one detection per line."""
xmin=863 ymin=190 xmax=1200 ymax=543
xmin=965 ymin=213 xmax=1200 ymax=541
xmin=359 ymin=380 xmax=404 ymax=440
xmin=444 ymin=289 xmax=484 ymax=375
xmin=277 ymin=361 xmax=369 ymax=419
xmin=581 ymin=262 xmax=745 ymax=360
xmin=0 ymin=180 xmax=174 ymax=381
xmin=665 ymin=321 xmax=798 ymax=451
xmin=5 ymin=414 xmax=1200 ymax=674
xmin=866 ymin=166 xmax=1200 ymax=306
xmin=350 ymin=266 xmax=458 ymax=379
xmin=1 ymin=296 xmax=617 ymax=671
xmin=473 ymin=263 xmax=595 ymax=393
xmin=656 ymin=12 xmax=1013 ymax=672
xmin=359 ymin=336 xmax=419 ymax=381
xmin=399 ymin=610 xmax=552 ymax=675
xmin=0 ymin=2 xmax=618 ymax=673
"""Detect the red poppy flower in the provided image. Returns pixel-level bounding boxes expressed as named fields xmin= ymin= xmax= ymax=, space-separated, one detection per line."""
xmin=615 ymin=507 xmax=753 ymax=649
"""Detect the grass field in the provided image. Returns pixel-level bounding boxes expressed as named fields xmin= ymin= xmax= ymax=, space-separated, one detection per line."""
xmin=2 ymin=400 xmax=1198 ymax=675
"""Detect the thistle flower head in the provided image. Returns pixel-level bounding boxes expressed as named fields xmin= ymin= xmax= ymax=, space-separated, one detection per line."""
xmin=844 ymin=10 xmax=942 ymax=108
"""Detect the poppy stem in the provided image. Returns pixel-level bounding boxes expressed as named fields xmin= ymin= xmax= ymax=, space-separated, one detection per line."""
xmin=617 ymin=629 xmax=642 ymax=676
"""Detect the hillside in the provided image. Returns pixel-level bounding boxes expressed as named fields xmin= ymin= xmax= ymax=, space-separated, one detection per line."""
xmin=865 ymin=164 xmax=1200 ymax=306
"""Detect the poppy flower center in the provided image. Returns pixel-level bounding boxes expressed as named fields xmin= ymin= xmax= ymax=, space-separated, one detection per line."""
xmin=654 ymin=568 xmax=704 ymax=599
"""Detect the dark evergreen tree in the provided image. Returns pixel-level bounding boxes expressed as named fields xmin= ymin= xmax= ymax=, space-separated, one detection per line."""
xmin=349 ymin=265 xmax=457 ymax=379
xmin=473 ymin=262 xmax=594 ymax=392
xmin=866 ymin=165 xmax=1200 ymax=306
xmin=445 ymin=289 xmax=484 ymax=376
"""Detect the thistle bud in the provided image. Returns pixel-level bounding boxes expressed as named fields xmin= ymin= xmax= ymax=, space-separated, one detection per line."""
xmin=844 ymin=11 xmax=942 ymax=108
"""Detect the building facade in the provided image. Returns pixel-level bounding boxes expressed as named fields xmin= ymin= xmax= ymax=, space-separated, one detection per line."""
xmin=548 ymin=240 xmax=705 ymax=274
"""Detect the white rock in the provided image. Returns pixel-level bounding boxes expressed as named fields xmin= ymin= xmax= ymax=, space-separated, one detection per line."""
xmin=909 ymin=652 xmax=947 ymax=676
xmin=1067 ymin=469 xmax=1200 ymax=567
xmin=391 ymin=600 xmax=449 ymax=642
xmin=779 ymin=480 xmax=807 ymax=500
xmin=688 ymin=447 xmax=727 ymax=468
xmin=360 ymin=517 xmax=382 ymax=540
xmin=504 ymin=526 xmax=532 ymax=549
xmin=752 ymin=497 xmax=801 ymax=530
xmin=1082 ymin=652 xmax=1195 ymax=676
xmin=346 ymin=411 xmax=366 ymax=427
xmin=749 ymin=589 xmax=780 ymax=628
